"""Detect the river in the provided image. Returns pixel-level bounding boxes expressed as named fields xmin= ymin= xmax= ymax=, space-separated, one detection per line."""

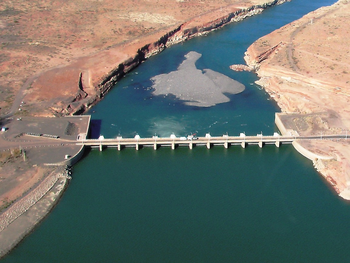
xmin=4 ymin=0 xmax=350 ymax=262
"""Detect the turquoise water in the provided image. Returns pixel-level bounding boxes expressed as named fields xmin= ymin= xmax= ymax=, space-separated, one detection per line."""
xmin=4 ymin=0 xmax=350 ymax=262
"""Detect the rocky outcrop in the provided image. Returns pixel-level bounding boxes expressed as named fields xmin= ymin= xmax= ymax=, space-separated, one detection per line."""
xmin=253 ymin=41 xmax=284 ymax=64
xmin=69 ymin=0 xmax=289 ymax=114
xmin=73 ymin=72 xmax=88 ymax=102
xmin=230 ymin=64 xmax=254 ymax=72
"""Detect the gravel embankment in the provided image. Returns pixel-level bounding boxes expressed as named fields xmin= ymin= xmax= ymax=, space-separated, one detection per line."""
xmin=0 ymin=169 xmax=69 ymax=258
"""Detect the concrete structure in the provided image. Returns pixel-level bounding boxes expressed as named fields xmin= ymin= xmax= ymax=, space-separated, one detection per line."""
xmin=76 ymin=133 xmax=347 ymax=151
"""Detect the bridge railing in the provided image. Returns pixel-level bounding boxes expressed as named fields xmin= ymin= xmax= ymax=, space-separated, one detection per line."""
xmin=76 ymin=133 xmax=347 ymax=151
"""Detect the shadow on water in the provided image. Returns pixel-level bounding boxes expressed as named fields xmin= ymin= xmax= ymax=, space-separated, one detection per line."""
xmin=89 ymin=119 xmax=102 ymax=139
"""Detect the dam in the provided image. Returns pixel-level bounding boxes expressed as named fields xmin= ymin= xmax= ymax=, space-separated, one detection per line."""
xmin=76 ymin=132 xmax=346 ymax=151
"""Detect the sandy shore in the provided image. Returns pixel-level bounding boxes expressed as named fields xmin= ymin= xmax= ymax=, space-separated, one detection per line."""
xmin=241 ymin=0 xmax=350 ymax=198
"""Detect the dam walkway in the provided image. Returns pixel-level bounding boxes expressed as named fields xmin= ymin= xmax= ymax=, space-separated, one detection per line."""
xmin=76 ymin=133 xmax=348 ymax=151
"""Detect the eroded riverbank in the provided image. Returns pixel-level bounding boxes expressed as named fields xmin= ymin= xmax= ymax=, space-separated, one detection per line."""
xmin=0 ymin=0 xmax=288 ymax=258
xmin=242 ymin=0 xmax=350 ymax=198
xmin=3 ymin=0 xmax=350 ymax=261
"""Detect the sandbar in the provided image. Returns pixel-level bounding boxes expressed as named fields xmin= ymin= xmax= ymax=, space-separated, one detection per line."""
xmin=151 ymin=51 xmax=245 ymax=107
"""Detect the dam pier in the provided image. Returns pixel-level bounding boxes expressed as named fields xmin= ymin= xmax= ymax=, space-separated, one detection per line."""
xmin=3 ymin=114 xmax=347 ymax=165
xmin=76 ymin=132 xmax=346 ymax=151
xmin=78 ymin=133 xmax=287 ymax=151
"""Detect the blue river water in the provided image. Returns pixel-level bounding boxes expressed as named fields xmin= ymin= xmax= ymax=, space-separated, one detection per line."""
xmin=4 ymin=0 xmax=350 ymax=262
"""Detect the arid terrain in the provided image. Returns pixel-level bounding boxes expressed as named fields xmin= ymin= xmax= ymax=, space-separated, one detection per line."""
xmin=241 ymin=0 xmax=350 ymax=198
xmin=0 ymin=0 xmax=278 ymax=117
xmin=0 ymin=0 xmax=286 ymax=210
xmin=0 ymin=0 xmax=349 ymax=254
xmin=1 ymin=0 xmax=290 ymax=257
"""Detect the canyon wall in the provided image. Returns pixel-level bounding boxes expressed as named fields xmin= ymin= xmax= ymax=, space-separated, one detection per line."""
xmin=69 ymin=0 xmax=288 ymax=115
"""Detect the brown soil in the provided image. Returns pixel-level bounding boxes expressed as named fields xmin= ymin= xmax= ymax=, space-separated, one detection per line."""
xmin=0 ymin=0 xmax=281 ymax=228
xmin=243 ymin=0 xmax=350 ymax=198
xmin=0 ymin=152 xmax=53 ymax=212
xmin=0 ymin=0 xmax=271 ymax=117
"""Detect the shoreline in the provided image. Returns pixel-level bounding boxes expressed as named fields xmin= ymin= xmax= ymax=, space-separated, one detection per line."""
xmin=3 ymin=0 xmax=288 ymax=118
xmin=242 ymin=0 xmax=350 ymax=198
xmin=4 ymin=0 xmax=349 ymax=258
xmin=85 ymin=0 xmax=288 ymax=115
xmin=0 ymin=1 xmax=289 ymax=258
xmin=0 ymin=168 xmax=70 ymax=258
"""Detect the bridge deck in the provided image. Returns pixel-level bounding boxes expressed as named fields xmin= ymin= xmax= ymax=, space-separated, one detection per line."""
xmin=77 ymin=134 xmax=347 ymax=150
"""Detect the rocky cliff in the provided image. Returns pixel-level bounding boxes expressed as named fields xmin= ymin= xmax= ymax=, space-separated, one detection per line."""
xmin=67 ymin=0 xmax=288 ymax=115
